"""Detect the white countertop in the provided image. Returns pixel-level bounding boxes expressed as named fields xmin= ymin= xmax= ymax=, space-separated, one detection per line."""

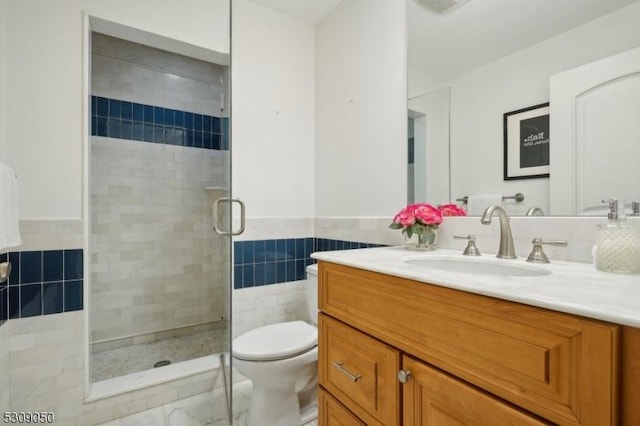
xmin=311 ymin=246 xmax=640 ymax=328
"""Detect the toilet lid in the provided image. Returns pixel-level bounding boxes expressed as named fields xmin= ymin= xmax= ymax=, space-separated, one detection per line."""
xmin=232 ymin=321 xmax=317 ymax=361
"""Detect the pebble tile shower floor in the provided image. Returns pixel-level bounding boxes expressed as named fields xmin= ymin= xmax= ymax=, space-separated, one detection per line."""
xmin=92 ymin=328 xmax=227 ymax=382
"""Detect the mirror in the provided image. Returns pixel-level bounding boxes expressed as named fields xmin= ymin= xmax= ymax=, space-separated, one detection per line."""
xmin=407 ymin=0 xmax=640 ymax=215
xmin=408 ymin=87 xmax=450 ymax=206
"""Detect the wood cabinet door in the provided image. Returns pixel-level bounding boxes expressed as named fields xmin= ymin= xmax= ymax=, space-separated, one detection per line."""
xmin=402 ymin=356 xmax=553 ymax=426
xmin=319 ymin=387 xmax=366 ymax=426
xmin=319 ymin=314 xmax=400 ymax=425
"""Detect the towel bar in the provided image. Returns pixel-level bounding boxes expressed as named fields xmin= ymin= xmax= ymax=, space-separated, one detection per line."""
xmin=456 ymin=193 xmax=524 ymax=204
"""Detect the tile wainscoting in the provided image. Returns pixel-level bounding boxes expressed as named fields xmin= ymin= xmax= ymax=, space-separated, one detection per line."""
xmin=1 ymin=249 xmax=83 ymax=319
xmin=233 ymin=237 xmax=383 ymax=289
xmin=0 ymin=221 xmax=84 ymax=325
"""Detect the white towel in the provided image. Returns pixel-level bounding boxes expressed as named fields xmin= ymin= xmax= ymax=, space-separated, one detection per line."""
xmin=467 ymin=194 xmax=503 ymax=216
xmin=0 ymin=161 xmax=21 ymax=249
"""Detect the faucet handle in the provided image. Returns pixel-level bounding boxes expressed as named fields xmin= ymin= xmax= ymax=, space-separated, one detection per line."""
xmin=453 ymin=235 xmax=481 ymax=256
xmin=526 ymin=238 xmax=568 ymax=263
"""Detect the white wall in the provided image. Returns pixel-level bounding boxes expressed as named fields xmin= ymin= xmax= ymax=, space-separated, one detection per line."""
xmin=3 ymin=0 xmax=229 ymax=220
xmin=229 ymin=0 xmax=316 ymax=343
xmin=231 ymin=0 xmax=315 ymax=221
xmin=408 ymin=68 xmax=444 ymax=99
xmin=315 ymin=0 xmax=407 ymax=218
xmin=0 ymin=0 xmax=6 ymax=161
xmin=85 ymin=0 xmax=229 ymax=56
xmin=445 ymin=1 xmax=640 ymax=215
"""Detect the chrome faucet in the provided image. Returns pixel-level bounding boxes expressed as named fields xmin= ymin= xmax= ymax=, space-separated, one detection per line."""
xmin=480 ymin=204 xmax=517 ymax=259
xmin=525 ymin=207 xmax=544 ymax=216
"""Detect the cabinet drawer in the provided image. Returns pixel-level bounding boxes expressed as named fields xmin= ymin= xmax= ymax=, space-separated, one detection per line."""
xmin=318 ymin=387 xmax=366 ymax=426
xmin=319 ymin=262 xmax=619 ymax=425
xmin=319 ymin=314 xmax=400 ymax=425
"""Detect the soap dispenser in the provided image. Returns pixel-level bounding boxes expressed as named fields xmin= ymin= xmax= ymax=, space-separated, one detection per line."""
xmin=595 ymin=199 xmax=640 ymax=273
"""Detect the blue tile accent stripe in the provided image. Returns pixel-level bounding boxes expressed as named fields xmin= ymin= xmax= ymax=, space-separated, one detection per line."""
xmin=315 ymin=238 xmax=382 ymax=252
xmin=0 ymin=237 xmax=382 ymax=321
xmin=233 ymin=238 xmax=384 ymax=289
xmin=0 ymin=249 xmax=83 ymax=321
xmin=91 ymin=96 xmax=229 ymax=150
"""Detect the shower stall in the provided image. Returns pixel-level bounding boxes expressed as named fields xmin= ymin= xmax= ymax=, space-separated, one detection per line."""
xmin=87 ymin=21 xmax=233 ymax=418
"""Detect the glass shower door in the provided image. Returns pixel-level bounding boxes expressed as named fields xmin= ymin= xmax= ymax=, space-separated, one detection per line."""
xmin=86 ymin=2 xmax=233 ymax=422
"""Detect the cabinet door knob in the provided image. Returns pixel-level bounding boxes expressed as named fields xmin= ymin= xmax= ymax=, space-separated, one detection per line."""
xmin=397 ymin=370 xmax=411 ymax=383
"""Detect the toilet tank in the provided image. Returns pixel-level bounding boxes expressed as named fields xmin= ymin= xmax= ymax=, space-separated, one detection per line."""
xmin=305 ymin=264 xmax=318 ymax=325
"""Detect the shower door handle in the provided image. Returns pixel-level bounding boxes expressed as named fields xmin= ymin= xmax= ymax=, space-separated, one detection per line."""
xmin=213 ymin=197 xmax=246 ymax=236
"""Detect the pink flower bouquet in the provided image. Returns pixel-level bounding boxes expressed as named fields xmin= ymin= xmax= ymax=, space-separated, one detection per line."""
xmin=389 ymin=203 xmax=467 ymax=238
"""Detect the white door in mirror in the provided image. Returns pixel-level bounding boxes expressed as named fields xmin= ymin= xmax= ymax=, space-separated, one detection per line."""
xmin=550 ymin=46 xmax=640 ymax=216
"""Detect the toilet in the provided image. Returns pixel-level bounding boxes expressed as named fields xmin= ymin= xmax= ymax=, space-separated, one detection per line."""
xmin=233 ymin=264 xmax=319 ymax=426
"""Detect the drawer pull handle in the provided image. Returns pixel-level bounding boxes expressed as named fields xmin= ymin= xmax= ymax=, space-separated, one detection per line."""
xmin=397 ymin=370 xmax=412 ymax=384
xmin=332 ymin=361 xmax=362 ymax=382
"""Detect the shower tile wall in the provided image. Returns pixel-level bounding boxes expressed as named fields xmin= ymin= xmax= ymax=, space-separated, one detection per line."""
xmin=92 ymin=34 xmax=228 ymax=116
xmin=91 ymin=34 xmax=229 ymax=345
xmin=91 ymin=139 xmax=225 ymax=342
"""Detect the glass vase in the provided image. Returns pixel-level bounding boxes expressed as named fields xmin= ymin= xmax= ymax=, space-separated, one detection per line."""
xmin=404 ymin=228 xmax=436 ymax=251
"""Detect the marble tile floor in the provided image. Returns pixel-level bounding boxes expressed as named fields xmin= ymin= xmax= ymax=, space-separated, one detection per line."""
xmin=98 ymin=379 xmax=319 ymax=426
xmin=92 ymin=328 xmax=228 ymax=382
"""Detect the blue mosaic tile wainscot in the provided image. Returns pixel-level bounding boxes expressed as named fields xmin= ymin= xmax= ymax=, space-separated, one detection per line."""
xmin=0 ymin=238 xmax=378 ymax=321
xmin=233 ymin=238 xmax=383 ymax=289
xmin=91 ymin=96 xmax=229 ymax=150
xmin=0 ymin=249 xmax=83 ymax=320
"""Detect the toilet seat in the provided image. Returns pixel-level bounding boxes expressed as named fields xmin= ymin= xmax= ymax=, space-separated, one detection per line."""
xmin=233 ymin=321 xmax=317 ymax=361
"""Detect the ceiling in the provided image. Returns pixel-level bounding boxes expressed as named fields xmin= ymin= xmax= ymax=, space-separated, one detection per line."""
xmin=250 ymin=0 xmax=639 ymax=80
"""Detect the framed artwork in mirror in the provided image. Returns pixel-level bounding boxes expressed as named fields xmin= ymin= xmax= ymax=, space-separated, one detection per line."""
xmin=503 ymin=103 xmax=550 ymax=180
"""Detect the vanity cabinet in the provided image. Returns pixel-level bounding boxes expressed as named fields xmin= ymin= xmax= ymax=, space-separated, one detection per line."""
xmin=317 ymin=261 xmax=638 ymax=425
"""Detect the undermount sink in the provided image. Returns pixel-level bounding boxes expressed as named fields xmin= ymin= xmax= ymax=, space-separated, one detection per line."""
xmin=404 ymin=256 xmax=552 ymax=277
